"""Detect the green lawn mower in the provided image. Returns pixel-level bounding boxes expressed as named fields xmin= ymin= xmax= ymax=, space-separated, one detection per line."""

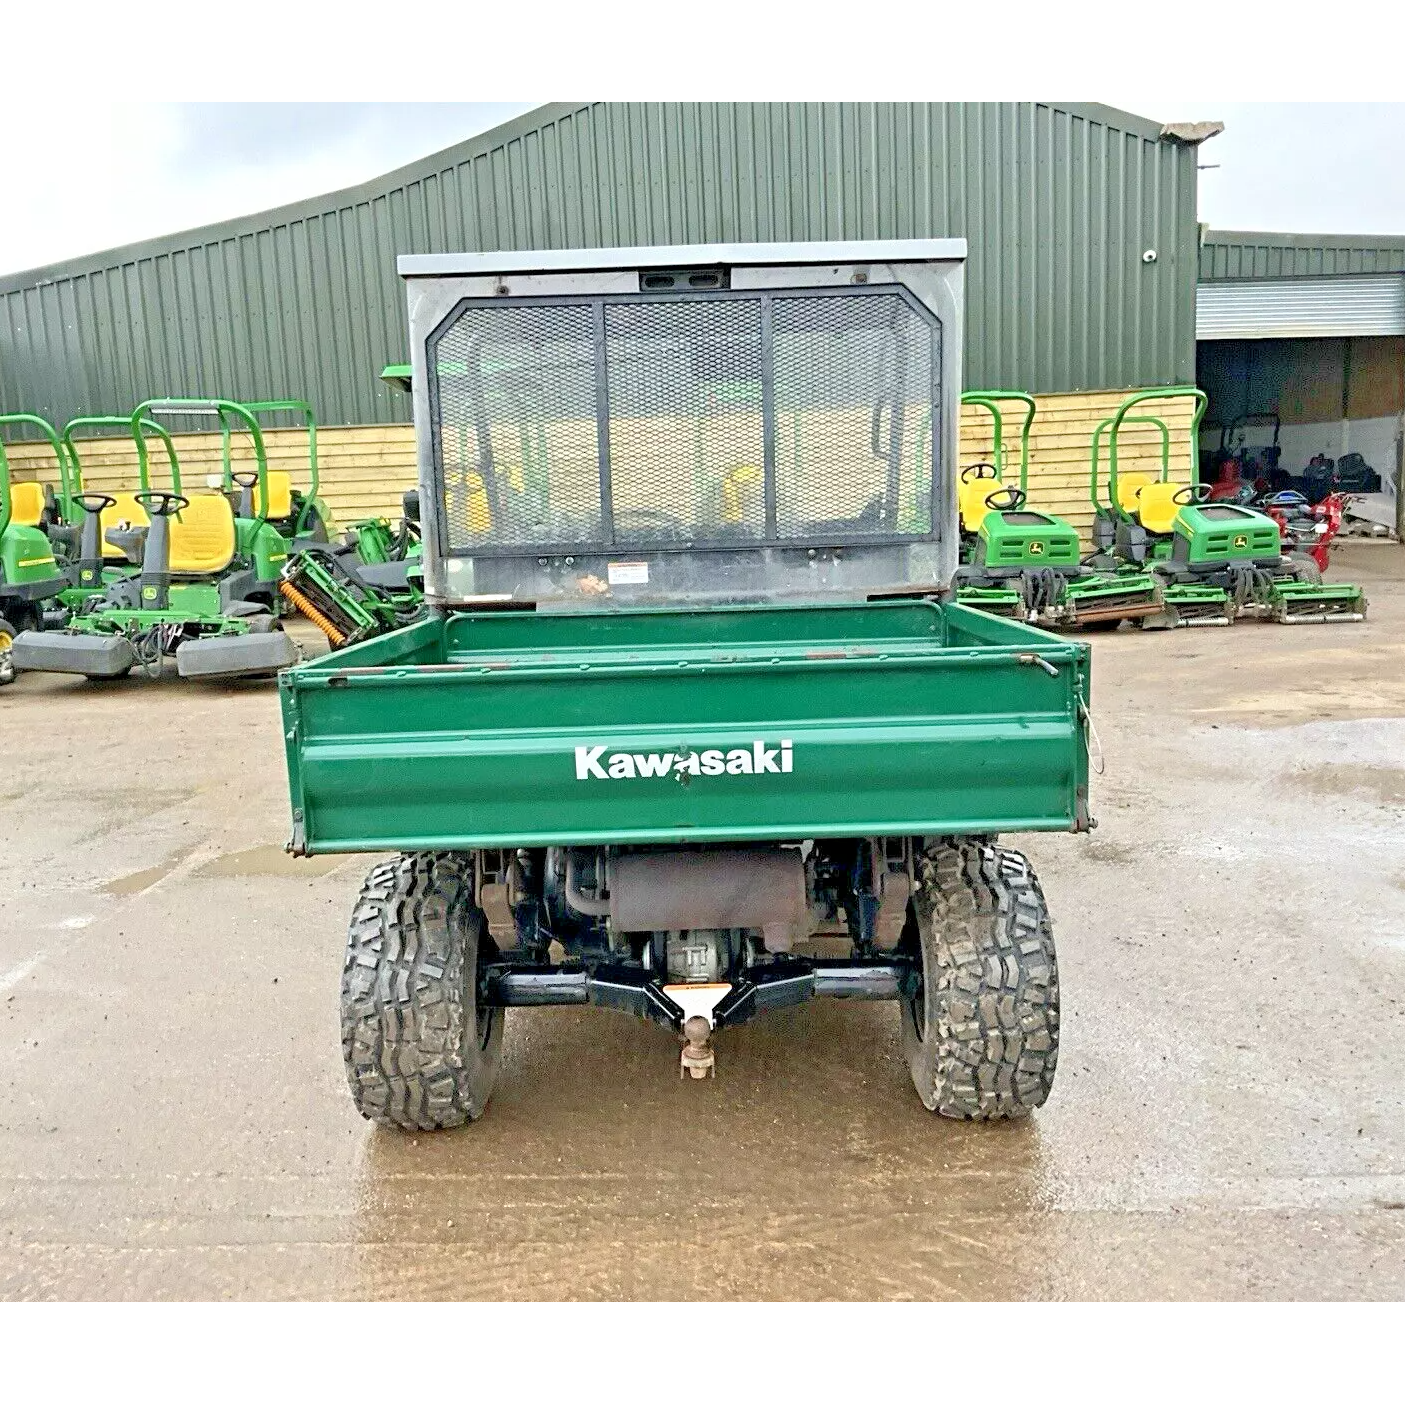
xmin=0 ymin=415 xmax=71 ymax=683
xmin=53 ymin=414 xmax=192 ymax=610
xmin=10 ymin=399 xmax=298 ymax=681
xmin=220 ymin=397 xmax=333 ymax=550
xmin=953 ymin=390 xmax=1163 ymax=628
xmin=1088 ymin=387 xmax=1366 ymax=627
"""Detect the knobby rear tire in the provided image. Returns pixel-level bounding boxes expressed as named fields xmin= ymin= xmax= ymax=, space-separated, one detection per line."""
xmin=341 ymin=851 xmax=504 ymax=1131
xmin=901 ymin=838 xmax=1059 ymax=1119
xmin=1288 ymin=552 xmax=1323 ymax=585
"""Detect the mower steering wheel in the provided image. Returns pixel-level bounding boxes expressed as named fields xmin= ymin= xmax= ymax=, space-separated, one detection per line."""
xmin=985 ymin=486 xmax=1027 ymax=512
xmin=231 ymin=471 xmax=259 ymax=488
xmin=133 ymin=490 xmax=189 ymax=517
xmin=1173 ymin=483 xmax=1214 ymax=507
xmin=961 ymin=462 xmax=999 ymax=482
xmin=74 ymin=492 xmax=117 ymax=515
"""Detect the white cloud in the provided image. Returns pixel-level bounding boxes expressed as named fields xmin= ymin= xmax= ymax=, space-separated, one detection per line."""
xmin=1099 ymin=100 xmax=1405 ymax=235
xmin=0 ymin=102 xmax=537 ymax=276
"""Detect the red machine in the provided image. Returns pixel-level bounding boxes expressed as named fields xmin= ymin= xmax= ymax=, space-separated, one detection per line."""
xmin=1260 ymin=490 xmax=1352 ymax=574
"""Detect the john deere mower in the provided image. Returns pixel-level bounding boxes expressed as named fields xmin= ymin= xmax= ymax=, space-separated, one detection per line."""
xmin=52 ymin=414 xmax=194 ymax=610
xmin=220 ymin=398 xmax=333 ymax=549
xmin=10 ymin=399 xmax=298 ymax=680
xmin=953 ymin=389 xmax=1162 ymax=628
xmin=1088 ymin=387 xmax=1366 ymax=627
xmin=0 ymin=415 xmax=70 ymax=683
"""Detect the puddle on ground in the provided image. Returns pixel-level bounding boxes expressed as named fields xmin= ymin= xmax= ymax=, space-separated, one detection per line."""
xmin=199 ymin=844 xmax=349 ymax=879
xmin=103 ymin=844 xmax=203 ymax=896
xmin=1291 ymin=764 xmax=1405 ymax=808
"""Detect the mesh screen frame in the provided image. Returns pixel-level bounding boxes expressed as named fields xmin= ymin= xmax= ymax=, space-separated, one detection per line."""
xmin=425 ymin=283 xmax=943 ymax=560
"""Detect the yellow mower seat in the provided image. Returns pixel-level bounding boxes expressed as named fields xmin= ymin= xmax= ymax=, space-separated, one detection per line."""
xmin=10 ymin=481 xmax=46 ymax=527
xmin=959 ymin=477 xmax=995 ymax=531
xmin=168 ymin=494 xmax=236 ymax=576
xmin=101 ymin=493 xmax=150 ymax=559
xmin=1137 ymin=481 xmax=1186 ymax=535
xmin=263 ymin=470 xmax=294 ymax=520
xmin=1114 ymin=472 xmax=1156 ymax=515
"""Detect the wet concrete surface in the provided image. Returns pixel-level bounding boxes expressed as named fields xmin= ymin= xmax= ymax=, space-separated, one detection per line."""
xmin=1 ymin=540 xmax=1403 ymax=1300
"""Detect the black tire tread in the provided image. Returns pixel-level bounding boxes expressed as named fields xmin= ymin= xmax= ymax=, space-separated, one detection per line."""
xmin=908 ymin=838 xmax=1059 ymax=1120
xmin=340 ymin=851 xmax=501 ymax=1131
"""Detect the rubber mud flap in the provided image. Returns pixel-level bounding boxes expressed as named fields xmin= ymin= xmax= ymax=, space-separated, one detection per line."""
xmin=9 ymin=630 xmax=136 ymax=677
xmin=176 ymin=630 xmax=297 ymax=678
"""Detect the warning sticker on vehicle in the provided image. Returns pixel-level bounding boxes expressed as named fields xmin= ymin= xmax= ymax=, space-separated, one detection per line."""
xmin=607 ymin=561 xmax=650 ymax=586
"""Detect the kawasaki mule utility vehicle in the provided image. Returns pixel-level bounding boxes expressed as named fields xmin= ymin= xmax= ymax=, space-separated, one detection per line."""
xmin=280 ymin=241 xmax=1091 ymax=1130
xmin=11 ymin=399 xmax=297 ymax=680
xmin=1088 ymin=388 xmax=1366 ymax=626
xmin=954 ymin=389 xmax=1162 ymax=628
xmin=0 ymin=415 xmax=70 ymax=683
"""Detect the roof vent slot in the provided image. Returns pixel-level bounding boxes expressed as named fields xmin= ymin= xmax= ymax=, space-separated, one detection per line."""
xmin=640 ymin=267 xmax=729 ymax=292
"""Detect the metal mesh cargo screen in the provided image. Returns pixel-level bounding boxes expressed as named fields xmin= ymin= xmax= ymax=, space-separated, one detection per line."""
xmin=427 ymin=287 xmax=941 ymax=556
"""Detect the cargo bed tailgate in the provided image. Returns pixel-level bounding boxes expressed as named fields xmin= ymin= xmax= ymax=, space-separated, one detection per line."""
xmin=280 ymin=601 xmax=1091 ymax=853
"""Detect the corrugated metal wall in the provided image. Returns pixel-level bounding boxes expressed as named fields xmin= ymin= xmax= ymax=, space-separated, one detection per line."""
xmin=1199 ymin=231 xmax=1405 ymax=281
xmin=0 ymin=102 xmax=1199 ymax=431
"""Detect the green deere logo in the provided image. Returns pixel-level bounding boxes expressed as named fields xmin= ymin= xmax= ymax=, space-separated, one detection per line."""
xmin=1233 ymin=534 xmax=1248 ymax=549
xmin=1029 ymin=540 xmax=1044 ymax=555
xmin=142 ymin=586 xmax=157 ymax=600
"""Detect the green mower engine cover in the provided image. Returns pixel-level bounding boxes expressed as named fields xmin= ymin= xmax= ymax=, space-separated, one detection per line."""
xmin=1 ymin=522 xmax=64 ymax=601
xmin=1171 ymin=502 xmax=1281 ymax=570
xmin=976 ymin=509 xmax=1081 ymax=570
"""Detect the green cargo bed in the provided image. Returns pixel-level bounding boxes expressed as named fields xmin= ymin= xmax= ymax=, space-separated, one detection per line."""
xmin=279 ymin=599 xmax=1092 ymax=853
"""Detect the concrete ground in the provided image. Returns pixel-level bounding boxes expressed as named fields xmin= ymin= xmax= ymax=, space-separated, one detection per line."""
xmin=1 ymin=540 xmax=1403 ymax=1301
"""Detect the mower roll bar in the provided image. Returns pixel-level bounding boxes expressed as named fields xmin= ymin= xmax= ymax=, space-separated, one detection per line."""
xmin=1090 ymin=415 xmax=1170 ymax=520
xmin=962 ymin=390 xmax=1037 ymax=493
xmin=0 ymin=413 xmax=67 ymax=539
xmin=227 ymin=398 xmax=320 ymax=537
xmin=1092 ymin=386 xmax=1207 ymax=521
xmin=134 ymin=398 xmax=270 ymax=521
xmin=62 ymin=415 xmax=181 ymax=511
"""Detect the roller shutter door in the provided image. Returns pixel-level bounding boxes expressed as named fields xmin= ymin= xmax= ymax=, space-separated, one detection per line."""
xmin=1196 ymin=274 xmax=1405 ymax=339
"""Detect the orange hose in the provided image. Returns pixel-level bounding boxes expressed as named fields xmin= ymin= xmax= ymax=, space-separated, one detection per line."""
xmin=280 ymin=579 xmax=347 ymax=646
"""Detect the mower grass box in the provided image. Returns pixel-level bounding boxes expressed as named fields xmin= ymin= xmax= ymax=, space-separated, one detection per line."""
xmin=279 ymin=240 xmax=1090 ymax=1128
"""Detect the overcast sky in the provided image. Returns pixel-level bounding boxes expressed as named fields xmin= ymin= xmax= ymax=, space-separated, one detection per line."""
xmin=2 ymin=101 xmax=1402 ymax=277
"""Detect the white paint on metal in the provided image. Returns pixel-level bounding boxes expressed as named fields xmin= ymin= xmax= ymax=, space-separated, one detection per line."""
xmin=399 ymin=239 xmax=968 ymax=279
xmin=1197 ymin=274 xmax=1405 ymax=339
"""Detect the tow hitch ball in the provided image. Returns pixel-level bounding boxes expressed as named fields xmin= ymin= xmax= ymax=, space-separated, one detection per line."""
xmin=680 ymin=1016 xmax=715 ymax=1079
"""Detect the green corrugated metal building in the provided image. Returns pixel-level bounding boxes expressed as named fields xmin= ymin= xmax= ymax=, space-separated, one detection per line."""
xmin=0 ymin=101 xmax=1204 ymax=428
xmin=1199 ymin=230 xmax=1405 ymax=281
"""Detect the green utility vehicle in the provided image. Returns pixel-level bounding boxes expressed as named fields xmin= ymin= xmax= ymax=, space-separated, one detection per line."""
xmin=1089 ymin=387 xmax=1365 ymax=626
xmin=11 ymin=399 xmax=297 ymax=680
xmin=280 ymin=242 xmax=1090 ymax=1129
xmin=0 ymin=415 xmax=70 ymax=683
xmin=954 ymin=390 xmax=1162 ymax=627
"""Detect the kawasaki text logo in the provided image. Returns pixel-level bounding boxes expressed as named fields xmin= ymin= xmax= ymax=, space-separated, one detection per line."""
xmin=575 ymin=739 xmax=794 ymax=780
